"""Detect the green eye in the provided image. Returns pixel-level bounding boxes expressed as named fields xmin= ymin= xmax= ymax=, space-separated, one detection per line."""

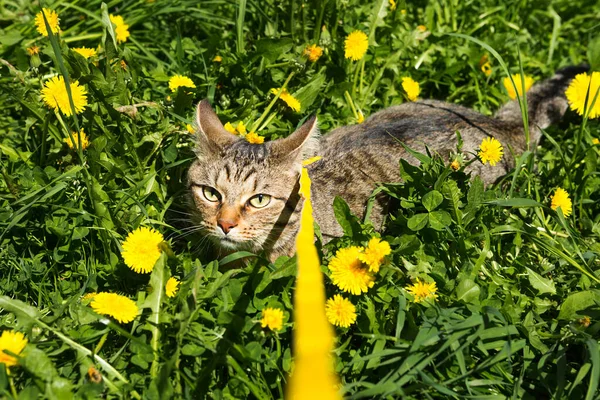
xmin=248 ymin=194 xmax=271 ymax=208
xmin=202 ymin=186 xmax=221 ymax=202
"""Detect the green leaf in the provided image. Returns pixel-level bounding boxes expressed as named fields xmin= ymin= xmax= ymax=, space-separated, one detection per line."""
xmin=455 ymin=279 xmax=480 ymax=303
xmin=407 ymin=213 xmax=428 ymax=231
xmin=587 ymin=35 xmax=600 ymax=71
xmin=428 ymin=210 xmax=452 ymax=231
xmin=333 ymin=196 xmax=359 ymax=236
xmin=526 ymin=267 xmax=556 ymax=295
xmin=442 ymin=180 xmax=462 ymax=226
xmin=293 ymin=71 xmax=326 ymax=112
xmin=422 ymin=190 xmax=443 ymax=212
xmin=558 ymin=290 xmax=600 ymax=320
xmin=485 ymin=198 xmax=543 ymax=207
xmin=0 ymin=296 xmax=40 ymax=329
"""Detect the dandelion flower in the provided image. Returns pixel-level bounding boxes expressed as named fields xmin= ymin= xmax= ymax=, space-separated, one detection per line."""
xmin=416 ymin=25 xmax=427 ymax=32
xmin=356 ymin=111 xmax=365 ymax=124
xmin=0 ymin=331 xmax=27 ymax=369
xmin=325 ymin=295 xmax=357 ymax=328
xmin=82 ymin=292 xmax=97 ymax=301
xmin=481 ymin=62 xmax=492 ymax=77
xmin=27 ymin=46 xmax=40 ymax=56
xmin=406 ymin=279 xmax=438 ymax=303
xmin=64 ymin=128 xmax=90 ymax=150
xmin=236 ymin=121 xmax=247 ymax=135
xmin=35 ymin=8 xmax=60 ymax=37
xmin=402 ymin=77 xmax=420 ymax=101
xmin=166 ymin=277 xmax=180 ymax=298
xmin=109 ymin=14 xmax=130 ymax=44
xmin=73 ymin=47 xmax=97 ymax=59
xmin=303 ymin=44 xmax=323 ymax=62
xmin=169 ymin=75 xmax=196 ymax=92
xmin=565 ymin=72 xmax=600 ymax=119
xmin=450 ymin=160 xmax=460 ymax=171
xmin=389 ymin=0 xmax=397 ymax=10
xmin=550 ymin=187 xmax=572 ymax=217
xmin=186 ymin=124 xmax=195 ymax=134
xmin=41 ymin=76 xmax=88 ymax=116
xmin=224 ymin=122 xmax=236 ymax=134
xmin=358 ymin=237 xmax=391 ymax=273
xmin=593 ymin=138 xmax=599 ymax=145
xmin=121 ymin=226 xmax=164 ymax=273
xmin=270 ymin=88 xmax=301 ymax=112
xmin=503 ymin=74 xmax=534 ymax=100
xmin=245 ymin=131 xmax=264 ymax=144
xmin=328 ymin=246 xmax=375 ymax=295
xmin=213 ymin=55 xmax=222 ymax=62
xmin=344 ymin=30 xmax=368 ymax=61
xmin=90 ymin=292 xmax=139 ymax=323
xmin=478 ymin=137 xmax=504 ymax=166
xmin=260 ymin=307 xmax=284 ymax=331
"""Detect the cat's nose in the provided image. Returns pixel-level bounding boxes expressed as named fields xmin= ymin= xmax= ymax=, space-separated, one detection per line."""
xmin=218 ymin=219 xmax=238 ymax=234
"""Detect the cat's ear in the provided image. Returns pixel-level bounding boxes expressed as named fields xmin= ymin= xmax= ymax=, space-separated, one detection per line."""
xmin=195 ymin=100 xmax=238 ymax=149
xmin=270 ymin=115 xmax=319 ymax=160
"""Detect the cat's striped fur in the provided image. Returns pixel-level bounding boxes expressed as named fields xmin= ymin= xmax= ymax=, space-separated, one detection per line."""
xmin=187 ymin=66 xmax=586 ymax=261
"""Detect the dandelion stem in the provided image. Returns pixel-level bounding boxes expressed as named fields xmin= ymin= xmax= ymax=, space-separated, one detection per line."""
xmin=250 ymin=71 xmax=295 ymax=133
xmin=9 ymin=375 xmax=17 ymax=398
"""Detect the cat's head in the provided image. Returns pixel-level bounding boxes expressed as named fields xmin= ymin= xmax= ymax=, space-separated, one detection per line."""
xmin=187 ymin=100 xmax=319 ymax=256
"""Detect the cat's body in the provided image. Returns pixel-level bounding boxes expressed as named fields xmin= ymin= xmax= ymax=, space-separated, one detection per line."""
xmin=187 ymin=66 xmax=586 ymax=261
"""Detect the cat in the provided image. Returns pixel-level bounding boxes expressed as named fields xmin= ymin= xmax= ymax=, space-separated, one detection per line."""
xmin=186 ymin=65 xmax=587 ymax=261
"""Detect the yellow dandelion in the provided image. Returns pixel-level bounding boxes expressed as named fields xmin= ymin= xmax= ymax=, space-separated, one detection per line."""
xmin=344 ymin=30 xmax=368 ymax=61
xmin=73 ymin=47 xmax=97 ymax=59
xmin=109 ymin=14 xmax=130 ymax=44
xmin=401 ymin=9 xmax=406 ymax=15
xmin=578 ymin=316 xmax=591 ymax=328
xmin=593 ymin=138 xmax=599 ymax=145
xmin=478 ymin=137 xmax=504 ymax=166
xmin=0 ymin=331 xmax=27 ymax=369
xmin=64 ymin=128 xmax=90 ymax=151
xmin=35 ymin=8 xmax=60 ymax=37
xmin=166 ymin=277 xmax=180 ymax=298
xmin=402 ymin=77 xmax=420 ymax=101
xmin=356 ymin=111 xmax=365 ymax=124
xmin=41 ymin=76 xmax=88 ymax=116
xmin=406 ymin=279 xmax=438 ymax=303
xmin=481 ymin=62 xmax=492 ymax=77
xmin=389 ymin=0 xmax=397 ymax=10
xmin=270 ymin=88 xmax=301 ymax=112
xmin=90 ymin=292 xmax=139 ymax=323
xmin=213 ymin=55 xmax=222 ymax=62
xmin=450 ymin=160 xmax=460 ymax=171
xmin=358 ymin=237 xmax=391 ymax=273
xmin=27 ymin=46 xmax=40 ymax=56
xmin=245 ymin=131 xmax=264 ymax=144
xmin=121 ymin=226 xmax=164 ymax=273
xmin=224 ymin=122 xmax=236 ymax=134
xmin=261 ymin=307 xmax=284 ymax=331
xmin=325 ymin=295 xmax=357 ymax=328
xmin=168 ymin=75 xmax=196 ymax=92
xmin=565 ymin=71 xmax=600 ymax=119
xmin=328 ymin=246 xmax=375 ymax=295
xmin=503 ymin=74 xmax=534 ymax=100
xmin=236 ymin=121 xmax=247 ymax=135
xmin=416 ymin=25 xmax=427 ymax=32
xmin=550 ymin=187 xmax=572 ymax=217
xmin=82 ymin=292 xmax=97 ymax=301
xmin=303 ymin=44 xmax=323 ymax=62
xmin=186 ymin=124 xmax=195 ymax=134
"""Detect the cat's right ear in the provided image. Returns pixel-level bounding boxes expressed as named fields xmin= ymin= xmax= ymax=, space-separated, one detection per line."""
xmin=195 ymin=100 xmax=238 ymax=149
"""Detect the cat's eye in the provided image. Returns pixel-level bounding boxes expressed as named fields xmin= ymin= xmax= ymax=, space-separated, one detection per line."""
xmin=202 ymin=186 xmax=221 ymax=203
xmin=248 ymin=194 xmax=271 ymax=208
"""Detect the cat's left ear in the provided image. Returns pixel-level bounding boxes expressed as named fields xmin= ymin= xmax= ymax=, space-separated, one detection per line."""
xmin=269 ymin=115 xmax=319 ymax=160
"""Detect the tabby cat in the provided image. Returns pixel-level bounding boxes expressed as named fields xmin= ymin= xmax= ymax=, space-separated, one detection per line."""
xmin=187 ymin=66 xmax=586 ymax=261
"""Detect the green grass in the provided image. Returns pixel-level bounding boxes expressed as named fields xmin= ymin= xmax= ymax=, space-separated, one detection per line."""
xmin=1 ymin=0 xmax=600 ymax=398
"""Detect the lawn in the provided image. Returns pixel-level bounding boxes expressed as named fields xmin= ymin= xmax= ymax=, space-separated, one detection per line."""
xmin=1 ymin=0 xmax=600 ymax=398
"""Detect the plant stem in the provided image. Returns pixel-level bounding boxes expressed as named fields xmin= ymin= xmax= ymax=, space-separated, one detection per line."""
xmin=250 ymin=71 xmax=295 ymax=133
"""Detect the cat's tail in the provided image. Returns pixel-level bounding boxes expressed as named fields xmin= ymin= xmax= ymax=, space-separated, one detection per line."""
xmin=494 ymin=64 xmax=589 ymax=141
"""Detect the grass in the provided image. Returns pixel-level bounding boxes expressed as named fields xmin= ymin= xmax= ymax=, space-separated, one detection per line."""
xmin=1 ymin=0 xmax=600 ymax=398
